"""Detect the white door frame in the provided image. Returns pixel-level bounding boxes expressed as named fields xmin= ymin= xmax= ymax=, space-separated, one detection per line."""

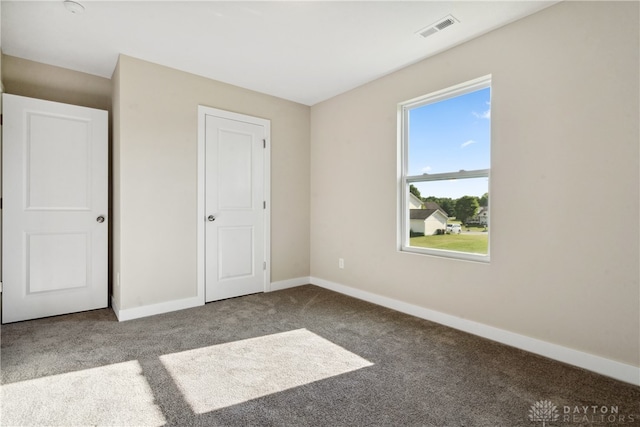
xmin=197 ymin=106 xmax=271 ymax=304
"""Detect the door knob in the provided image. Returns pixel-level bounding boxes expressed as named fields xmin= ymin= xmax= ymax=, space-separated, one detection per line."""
xmin=96 ymin=215 xmax=105 ymax=223
xmin=207 ymin=215 xmax=216 ymax=222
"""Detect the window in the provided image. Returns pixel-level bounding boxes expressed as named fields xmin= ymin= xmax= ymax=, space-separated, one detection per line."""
xmin=399 ymin=76 xmax=491 ymax=262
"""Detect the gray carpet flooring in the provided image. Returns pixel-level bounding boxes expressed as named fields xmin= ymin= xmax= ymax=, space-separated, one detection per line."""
xmin=1 ymin=285 xmax=638 ymax=426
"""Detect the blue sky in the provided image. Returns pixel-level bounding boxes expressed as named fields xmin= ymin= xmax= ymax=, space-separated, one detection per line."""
xmin=408 ymin=87 xmax=490 ymax=199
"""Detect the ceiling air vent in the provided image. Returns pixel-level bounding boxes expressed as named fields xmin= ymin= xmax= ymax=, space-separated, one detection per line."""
xmin=417 ymin=14 xmax=459 ymax=38
xmin=435 ymin=17 xmax=455 ymax=31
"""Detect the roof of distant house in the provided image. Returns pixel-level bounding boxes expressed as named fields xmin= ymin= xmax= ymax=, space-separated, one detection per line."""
xmin=410 ymin=201 xmax=448 ymax=220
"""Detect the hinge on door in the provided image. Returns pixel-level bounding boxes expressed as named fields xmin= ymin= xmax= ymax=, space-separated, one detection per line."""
xmin=263 ymin=261 xmax=266 ymax=270
xmin=263 ymin=201 xmax=266 ymax=209
xmin=0 ymin=114 xmax=3 ymax=125
xmin=263 ymin=139 xmax=266 ymax=148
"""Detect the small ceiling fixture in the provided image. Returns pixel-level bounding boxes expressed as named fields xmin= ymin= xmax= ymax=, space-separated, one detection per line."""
xmin=416 ymin=14 xmax=459 ymax=38
xmin=63 ymin=0 xmax=85 ymax=14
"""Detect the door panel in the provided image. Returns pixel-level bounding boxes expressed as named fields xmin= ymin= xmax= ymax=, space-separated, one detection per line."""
xmin=2 ymin=94 xmax=108 ymax=323
xmin=217 ymin=129 xmax=253 ymax=209
xmin=26 ymin=113 xmax=91 ymax=210
xmin=27 ymin=232 xmax=89 ymax=293
xmin=205 ymin=114 xmax=265 ymax=302
xmin=218 ymin=226 xmax=254 ymax=280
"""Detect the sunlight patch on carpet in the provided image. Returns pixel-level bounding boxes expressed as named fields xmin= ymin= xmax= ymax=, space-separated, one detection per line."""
xmin=0 ymin=360 xmax=166 ymax=426
xmin=160 ymin=328 xmax=373 ymax=413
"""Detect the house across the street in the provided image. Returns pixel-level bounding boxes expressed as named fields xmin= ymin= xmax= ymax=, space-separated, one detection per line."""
xmin=469 ymin=206 xmax=489 ymax=226
xmin=410 ymin=202 xmax=449 ymax=236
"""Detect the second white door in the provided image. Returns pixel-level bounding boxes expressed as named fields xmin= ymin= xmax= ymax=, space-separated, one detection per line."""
xmin=204 ymin=111 xmax=268 ymax=302
xmin=2 ymin=94 xmax=108 ymax=323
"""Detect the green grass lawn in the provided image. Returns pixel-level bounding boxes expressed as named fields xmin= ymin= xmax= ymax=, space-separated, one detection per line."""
xmin=410 ymin=233 xmax=488 ymax=254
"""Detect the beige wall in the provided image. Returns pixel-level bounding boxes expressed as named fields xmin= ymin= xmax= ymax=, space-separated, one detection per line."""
xmin=310 ymin=1 xmax=639 ymax=366
xmin=1 ymin=55 xmax=111 ymax=111
xmin=111 ymin=59 xmax=122 ymax=308
xmin=113 ymin=55 xmax=310 ymax=310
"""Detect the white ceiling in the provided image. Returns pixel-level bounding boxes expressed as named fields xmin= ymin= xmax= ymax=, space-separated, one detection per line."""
xmin=1 ymin=1 xmax=558 ymax=106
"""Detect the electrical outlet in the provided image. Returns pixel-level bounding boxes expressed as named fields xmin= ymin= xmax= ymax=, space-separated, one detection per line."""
xmin=338 ymin=258 xmax=344 ymax=269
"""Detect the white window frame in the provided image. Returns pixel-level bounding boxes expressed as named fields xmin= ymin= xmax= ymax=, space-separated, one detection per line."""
xmin=398 ymin=75 xmax=491 ymax=263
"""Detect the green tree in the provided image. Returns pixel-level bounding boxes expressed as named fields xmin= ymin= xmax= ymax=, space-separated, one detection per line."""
xmin=455 ymin=196 xmax=479 ymax=224
xmin=438 ymin=198 xmax=456 ymax=218
xmin=424 ymin=196 xmax=455 ymax=218
xmin=479 ymin=192 xmax=489 ymax=207
xmin=424 ymin=196 xmax=438 ymax=204
xmin=409 ymin=184 xmax=421 ymax=200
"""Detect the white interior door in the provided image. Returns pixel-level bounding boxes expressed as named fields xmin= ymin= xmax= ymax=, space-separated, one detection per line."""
xmin=2 ymin=94 xmax=108 ymax=323
xmin=204 ymin=111 xmax=268 ymax=302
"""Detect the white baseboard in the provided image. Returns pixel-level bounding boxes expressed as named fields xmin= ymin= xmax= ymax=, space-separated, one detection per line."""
xmin=109 ymin=274 xmax=313 ymax=322
xmin=111 ymin=295 xmax=203 ymax=322
xmin=269 ymin=276 xmax=311 ymax=292
xmin=310 ymin=276 xmax=640 ymax=387
xmin=106 ymin=276 xmax=639 ymax=385
xmin=110 ymin=295 xmax=121 ymax=321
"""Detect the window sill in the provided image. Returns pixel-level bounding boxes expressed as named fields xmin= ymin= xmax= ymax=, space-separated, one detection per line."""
xmin=400 ymin=245 xmax=490 ymax=263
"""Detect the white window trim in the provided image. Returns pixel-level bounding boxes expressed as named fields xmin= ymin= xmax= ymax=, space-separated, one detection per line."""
xmin=398 ymin=75 xmax=491 ymax=263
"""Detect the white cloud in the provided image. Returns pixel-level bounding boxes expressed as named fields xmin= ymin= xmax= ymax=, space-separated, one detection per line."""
xmin=421 ymin=166 xmax=432 ymax=173
xmin=461 ymin=140 xmax=476 ymax=148
xmin=472 ymin=109 xmax=491 ymax=119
